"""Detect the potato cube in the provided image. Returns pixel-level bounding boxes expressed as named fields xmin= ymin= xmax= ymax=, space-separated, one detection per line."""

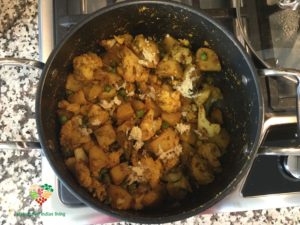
xmin=88 ymin=84 xmax=102 ymax=101
xmin=66 ymin=74 xmax=82 ymax=92
xmin=94 ymin=123 xmax=116 ymax=149
xmin=161 ymin=112 xmax=181 ymax=126
xmin=89 ymin=145 xmax=108 ymax=176
xmin=142 ymin=190 xmax=161 ymax=207
xmin=156 ymin=59 xmax=183 ymax=79
xmin=180 ymin=130 xmax=197 ymax=145
xmin=196 ymin=47 xmax=221 ymax=71
xmin=108 ymin=149 xmax=123 ymax=168
xmin=75 ymin=161 xmax=92 ymax=188
xmin=108 ymin=185 xmax=133 ymax=210
xmin=65 ymin=157 xmax=76 ymax=174
xmin=74 ymin=147 xmax=88 ymax=163
xmin=68 ymin=90 xmax=87 ymax=105
xmin=132 ymin=100 xmax=146 ymax=111
xmin=109 ymin=163 xmax=130 ymax=185
xmin=149 ymin=128 xmax=179 ymax=154
xmin=145 ymin=98 xmax=161 ymax=118
xmin=116 ymin=103 xmax=134 ymax=124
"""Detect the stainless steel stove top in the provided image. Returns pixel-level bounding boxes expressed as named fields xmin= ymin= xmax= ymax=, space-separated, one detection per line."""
xmin=38 ymin=0 xmax=300 ymax=224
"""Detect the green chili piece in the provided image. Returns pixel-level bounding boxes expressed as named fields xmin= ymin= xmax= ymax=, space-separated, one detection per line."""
xmin=118 ymin=88 xmax=127 ymax=97
xmin=104 ymin=84 xmax=112 ymax=92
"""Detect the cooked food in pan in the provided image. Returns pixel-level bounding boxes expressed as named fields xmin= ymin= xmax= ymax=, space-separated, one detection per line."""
xmin=57 ymin=34 xmax=230 ymax=210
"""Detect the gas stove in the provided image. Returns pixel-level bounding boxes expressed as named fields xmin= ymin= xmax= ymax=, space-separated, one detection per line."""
xmin=38 ymin=0 xmax=300 ymax=224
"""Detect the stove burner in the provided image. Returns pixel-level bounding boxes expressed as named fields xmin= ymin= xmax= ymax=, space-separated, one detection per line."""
xmin=283 ymin=155 xmax=300 ymax=179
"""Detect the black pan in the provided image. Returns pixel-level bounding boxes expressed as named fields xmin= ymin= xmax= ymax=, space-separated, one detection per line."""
xmin=2 ymin=0 xmax=300 ymax=224
xmin=0 ymin=1 xmax=300 ymax=223
xmin=35 ymin=1 xmax=263 ymax=222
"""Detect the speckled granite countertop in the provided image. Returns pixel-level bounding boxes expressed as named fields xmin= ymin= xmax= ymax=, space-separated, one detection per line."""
xmin=1 ymin=0 xmax=300 ymax=225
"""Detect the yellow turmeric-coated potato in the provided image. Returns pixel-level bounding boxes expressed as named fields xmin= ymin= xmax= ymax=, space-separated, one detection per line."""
xmin=108 ymin=185 xmax=133 ymax=210
xmin=94 ymin=123 xmax=116 ymax=149
xmin=88 ymin=145 xmax=108 ymax=176
xmin=196 ymin=47 xmax=221 ymax=71
xmin=110 ymin=163 xmax=130 ymax=185
xmin=116 ymin=102 xmax=135 ymax=124
xmin=149 ymin=128 xmax=179 ymax=154
xmin=161 ymin=112 xmax=181 ymax=126
xmin=73 ymin=52 xmax=103 ymax=80
xmin=156 ymin=58 xmax=183 ymax=79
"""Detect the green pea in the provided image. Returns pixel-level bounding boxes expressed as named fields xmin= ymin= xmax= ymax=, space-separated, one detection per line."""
xmin=201 ymin=51 xmax=208 ymax=61
xmin=59 ymin=115 xmax=68 ymax=124
xmin=162 ymin=121 xmax=169 ymax=129
xmin=136 ymin=110 xmax=145 ymax=118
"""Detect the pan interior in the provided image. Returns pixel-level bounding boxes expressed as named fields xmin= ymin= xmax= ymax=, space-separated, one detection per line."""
xmin=37 ymin=1 xmax=262 ymax=221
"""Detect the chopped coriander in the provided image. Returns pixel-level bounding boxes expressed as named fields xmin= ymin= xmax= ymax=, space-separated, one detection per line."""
xmin=120 ymin=154 xmax=126 ymax=162
xmin=98 ymin=168 xmax=109 ymax=182
xmin=59 ymin=115 xmax=68 ymax=124
xmin=108 ymin=66 xmax=116 ymax=73
xmin=136 ymin=109 xmax=145 ymax=118
xmin=62 ymin=148 xmax=74 ymax=158
xmin=128 ymin=182 xmax=138 ymax=193
xmin=118 ymin=88 xmax=127 ymax=97
xmin=104 ymin=84 xmax=112 ymax=92
xmin=82 ymin=116 xmax=89 ymax=127
xmin=200 ymin=51 xmax=208 ymax=61
xmin=66 ymin=90 xmax=73 ymax=97
xmin=111 ymin=67 xmax=116 ymax=73
xmin=104 ymin=197 xmax=111 ymax=205
xmin=162 ymin=121 xmax=169 ymax=129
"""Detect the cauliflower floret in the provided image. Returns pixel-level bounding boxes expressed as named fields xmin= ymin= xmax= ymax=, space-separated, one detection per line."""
xmin=73 ymin=52 xmax=102 ymax=80
xmin=129 ymin=126 xmax=144 ymax=150
xmin=194 ymin=84 xmax=223 ymax=107
xmin=197 ymin=105 xmax=220 ymax=138
xmin=129 ymin=126 xmax=143 ymax=141
xmin=157 ymin=89 xmax=181 ymax=113
xmin=60 ymin=116 xmax=91 ymax=150
xmin=175 ymin=123 xmax=190 ymax=135
xmin=121 ymin=47 xmax=149 ymax=83
xmin=132 ymin=34 xmax=160 ymax=68
xmin=140 ymin=109 xmax=162 ymax=141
